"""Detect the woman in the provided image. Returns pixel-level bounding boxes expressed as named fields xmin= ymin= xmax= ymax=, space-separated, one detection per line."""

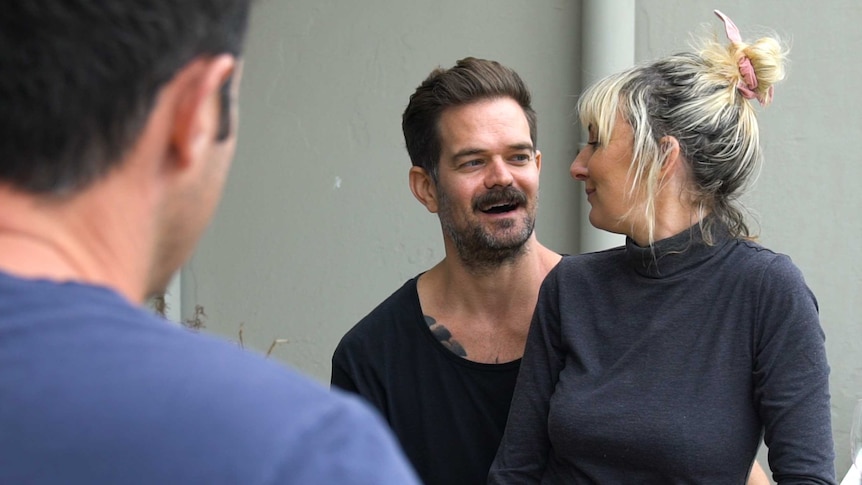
xmin=488 ymin=11 xmax=835 ymax=484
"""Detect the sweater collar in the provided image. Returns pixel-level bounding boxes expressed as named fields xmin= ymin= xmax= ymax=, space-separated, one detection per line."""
xmin=625 ymin=219 xmax=732 ymax=278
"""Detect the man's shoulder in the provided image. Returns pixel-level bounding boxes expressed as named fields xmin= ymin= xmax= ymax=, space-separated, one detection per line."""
xmin=330 ymin=276 xmax=430 ymax=396
xmin=0 ymin=276 xmax=359 ymax=428
xmin=0 ymin=280 xmax=420 ymax=484
xmin=264 ymin=386 xmax=420 ymax=484
xmin=336 ymin=276 xmax=421 ymax=351
xmin=128 ymin=327 xmax=412 ymax=482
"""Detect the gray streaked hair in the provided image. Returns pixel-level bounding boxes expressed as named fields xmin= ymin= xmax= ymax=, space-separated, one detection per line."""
xmin=577 ymin=33 xmax=786 ymax=245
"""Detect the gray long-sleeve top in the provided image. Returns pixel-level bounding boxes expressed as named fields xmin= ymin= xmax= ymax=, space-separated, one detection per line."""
xmin=489 ymin=223 xmax=835 ymax=484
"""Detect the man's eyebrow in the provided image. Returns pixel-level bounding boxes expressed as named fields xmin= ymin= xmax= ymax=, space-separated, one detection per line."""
xmin=451 ymin=148 xmax=487 ymax=160
xmin=451 ymin=144 xmax=534 ymax=160
xmin=509 ymin=143 xmax=534 ymax=151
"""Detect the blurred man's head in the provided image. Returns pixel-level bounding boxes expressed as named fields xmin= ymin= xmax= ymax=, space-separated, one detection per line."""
xmin=0 ymin=1 xmax=253 ymax=193
xmin=0 ymin=1 xmax=254 ymax=298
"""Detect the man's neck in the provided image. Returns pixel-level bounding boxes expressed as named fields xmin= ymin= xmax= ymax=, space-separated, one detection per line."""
xmin=417 ymin=236 xmax=561 ymax=363
xmin=438 ymin=239 xmax=558 ymax=311
xmin=0 ymin=182 xmax=152 ymax=304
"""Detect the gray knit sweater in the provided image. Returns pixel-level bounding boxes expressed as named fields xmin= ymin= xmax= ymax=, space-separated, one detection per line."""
xmin=489 ymin=223 xmax=835 ymax=484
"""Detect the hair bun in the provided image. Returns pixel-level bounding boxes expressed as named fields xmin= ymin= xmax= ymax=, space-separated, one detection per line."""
xmin=713 ymin=10 xmax=784 ymax=106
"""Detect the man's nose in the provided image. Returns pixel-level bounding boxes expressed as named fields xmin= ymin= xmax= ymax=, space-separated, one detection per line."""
xmin=484 ymin=158 xmax=515 ymax=188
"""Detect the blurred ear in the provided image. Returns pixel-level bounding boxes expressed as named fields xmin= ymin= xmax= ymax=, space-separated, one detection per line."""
xmin=409 ymin=166 xmax=439 ymax=213
xmin=169 ymin=54 xmax=237 ymax=172
xmin=534 ymin=149 xmax=542 ymax=173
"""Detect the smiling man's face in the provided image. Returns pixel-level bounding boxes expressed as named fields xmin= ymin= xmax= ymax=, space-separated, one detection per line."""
xmin=432 ymin=97 xmax=541 ymax=269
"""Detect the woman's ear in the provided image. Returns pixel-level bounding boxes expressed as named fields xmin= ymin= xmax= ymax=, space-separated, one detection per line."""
xmin=409 ymin=166 xmax=439 ymax=213
xmin=658 ymin=136 xmax=683 ymax=178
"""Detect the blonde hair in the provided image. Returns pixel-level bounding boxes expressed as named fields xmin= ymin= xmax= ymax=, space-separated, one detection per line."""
xmin=577 ymin=29 xmax=786 ymax=245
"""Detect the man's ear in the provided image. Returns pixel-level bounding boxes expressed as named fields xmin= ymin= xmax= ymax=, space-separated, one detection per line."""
xmin=409 ymin=166 xmax=439 ymax=213
xmin=534 ymin=149 xmax=542 ymax=173
xmin=170 ymin=54 xmax=237 ymax=170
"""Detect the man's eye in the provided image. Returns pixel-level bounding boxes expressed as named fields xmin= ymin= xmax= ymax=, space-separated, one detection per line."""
xmin=511 ymin=154 xmax=531 ymax=162
xmin=462 ymin=160 xmax=483 ymax=168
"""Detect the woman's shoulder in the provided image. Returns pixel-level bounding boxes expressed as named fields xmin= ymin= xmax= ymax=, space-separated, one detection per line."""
xmin=732 ymin=239 xmax=799 ymax=269
xmin=549 ymin=246 xmax=628 ymax=281
xmin=559 ymin=245 xmax=627 ymax=265
xmin=728 ymin=239 xmax=810 ymax=291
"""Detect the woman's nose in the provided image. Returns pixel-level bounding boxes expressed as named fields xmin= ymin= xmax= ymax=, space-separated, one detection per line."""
xmin=570 ymin=147 xmax=589 ymax=181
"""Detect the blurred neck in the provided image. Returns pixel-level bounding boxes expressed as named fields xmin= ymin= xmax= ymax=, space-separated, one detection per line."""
xmin=0 ymin=170 xmax=157 ymax=305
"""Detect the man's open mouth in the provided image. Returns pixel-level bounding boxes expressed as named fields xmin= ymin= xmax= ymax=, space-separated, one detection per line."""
xmin=474 ymin=188 xmax=527 ymax=214
xmin=481 ymin=201 xmax=520 ymax=214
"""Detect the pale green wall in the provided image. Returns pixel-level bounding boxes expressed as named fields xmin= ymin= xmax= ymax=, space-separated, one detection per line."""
xmin=184 ymin=0 xmax=860 ymax=477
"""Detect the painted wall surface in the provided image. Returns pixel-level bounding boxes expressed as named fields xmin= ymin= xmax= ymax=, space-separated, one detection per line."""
xmin=183 ymin=0 xmax=859 ymax=478
xmin=635 ymin=0 xmax=861 ymax=476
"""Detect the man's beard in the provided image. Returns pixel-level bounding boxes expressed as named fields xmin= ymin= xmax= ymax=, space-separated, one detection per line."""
xmin=438 ymin=186 xmax=536 ymax=273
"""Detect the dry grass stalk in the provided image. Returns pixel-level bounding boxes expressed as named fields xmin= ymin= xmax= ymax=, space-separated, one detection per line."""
xmin=183 ymin=304 xmax=206 ymax=330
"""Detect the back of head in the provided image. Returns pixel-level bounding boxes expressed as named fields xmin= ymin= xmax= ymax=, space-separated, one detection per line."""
xmin=402 ymin=57 xmax=537 ymax=182
xmin=577 ymin=11 xmax=786 ymax=244
xmin=0 ymin=0 xmax=253 ymax=195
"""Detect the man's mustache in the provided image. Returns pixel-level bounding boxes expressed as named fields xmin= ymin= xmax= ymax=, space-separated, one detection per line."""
xmin=472 ymin=187 xmax=527 ymax=211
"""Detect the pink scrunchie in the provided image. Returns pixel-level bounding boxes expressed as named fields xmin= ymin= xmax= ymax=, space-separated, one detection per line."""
xmin=714 ymin=10 xmax=773 ymax=106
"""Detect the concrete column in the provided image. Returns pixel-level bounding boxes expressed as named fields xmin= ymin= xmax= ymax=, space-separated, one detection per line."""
xmin=165 ymin=271 xmax=182 ymax=323
xmin=578 ymin=0 xmax=635 ymax=253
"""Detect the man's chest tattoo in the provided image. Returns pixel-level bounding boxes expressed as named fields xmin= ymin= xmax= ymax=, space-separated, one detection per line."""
xmin=424 ymin=315 xmax=467 ymax=357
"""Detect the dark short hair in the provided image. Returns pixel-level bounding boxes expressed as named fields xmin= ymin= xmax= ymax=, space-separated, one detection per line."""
xmin=0 ymin=0 xmax=253 ymax=194
xmin=401 ymin=57 xmax=537 ymax=182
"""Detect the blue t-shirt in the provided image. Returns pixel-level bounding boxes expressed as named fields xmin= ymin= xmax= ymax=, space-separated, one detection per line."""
xmin=0 ymin=272 xmax=419 ymax=484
